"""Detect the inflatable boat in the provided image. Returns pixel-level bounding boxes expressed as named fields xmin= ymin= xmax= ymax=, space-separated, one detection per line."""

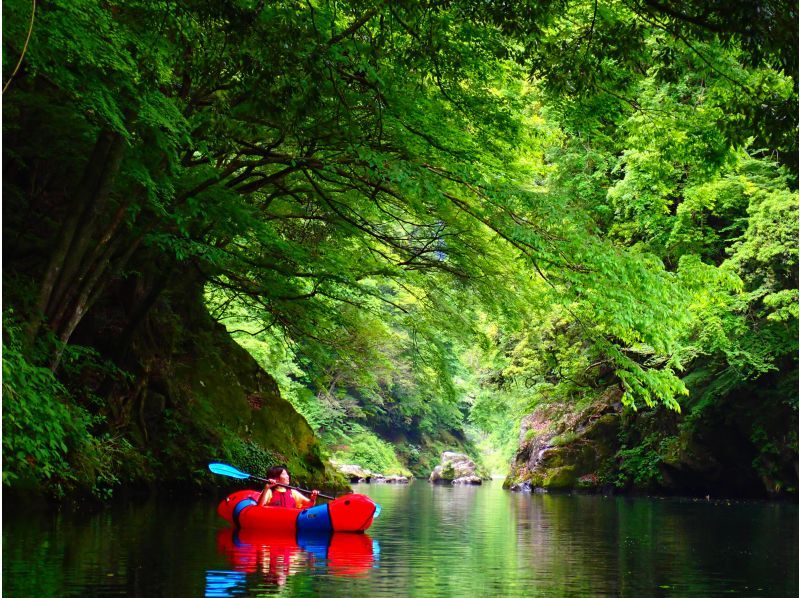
xmin=217 ymin=490 xmax=381 ymax=533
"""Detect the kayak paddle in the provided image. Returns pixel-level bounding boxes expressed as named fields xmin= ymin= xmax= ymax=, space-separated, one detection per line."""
xmin=208 ymin=462 xmax=335 ymax=500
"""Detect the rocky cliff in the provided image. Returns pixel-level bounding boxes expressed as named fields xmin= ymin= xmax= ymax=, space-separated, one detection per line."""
xmin=4 ymin=267 xmax=349 ymax=499
xmin=506 ymin=370 xmax=797 ymax=499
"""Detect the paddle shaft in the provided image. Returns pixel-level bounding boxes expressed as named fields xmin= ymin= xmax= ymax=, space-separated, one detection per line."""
xmin=253 ymin=475 xmax=335 ymax=500
xmin=207 ymin=463 xmax=335 ymax=500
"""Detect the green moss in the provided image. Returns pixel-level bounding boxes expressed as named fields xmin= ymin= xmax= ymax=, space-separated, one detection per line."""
xmin=510 ymin=408 xmax=623 ymax=491
xmin=538 ymin=448 xmax=565 ymax=468
xmin=529 ymin=473 xmax=544 ymax=487
xmin=12 ymin=281 xmax=352 ymax=499
xmin=549 ymin=431 xmax=578 ymax=446
xmin=442 ymin=461 xmax=456 ymax=480
xmin=543 ymin=466 xmax=578 ymax=489
xmin=138 ymin=291 xmax=350 ymax=491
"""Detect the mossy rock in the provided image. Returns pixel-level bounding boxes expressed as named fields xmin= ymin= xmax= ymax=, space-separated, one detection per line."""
xmin=110 ymin=277 xmax=348 ymax=493
xmin=581 ymin=413 xmax=620 ymax=443
xmin=528 ymin=473 xmax=545 ymax=487
xmin=538 ymin=447 xmax=568 ymax=469
xmin=510 ymin=402 xmax=622 ymax=491
xmin=543 ymin=466 xmax=578 ymax=489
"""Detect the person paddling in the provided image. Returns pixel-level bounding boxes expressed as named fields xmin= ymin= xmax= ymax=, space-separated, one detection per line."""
xmin=257 ymin=465 xmax=319 ymax=509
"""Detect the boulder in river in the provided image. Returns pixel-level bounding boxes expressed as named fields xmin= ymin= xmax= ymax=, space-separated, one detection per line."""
xmin=335 ymin=464 xmax=410 ymax=483
xmin=373 ymin=475 xmax=411 ymax=484
xmin=452 ymin=475 xmax=482 ymax=485
xmin=336 ymin=464 xmax=373 ymax=483
xmin=429 ymin=452 xmax=484 ymax=485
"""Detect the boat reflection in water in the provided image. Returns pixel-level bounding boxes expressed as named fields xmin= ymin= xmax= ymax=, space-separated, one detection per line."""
xmin=207 ymin=527 xmax=379 ymax=594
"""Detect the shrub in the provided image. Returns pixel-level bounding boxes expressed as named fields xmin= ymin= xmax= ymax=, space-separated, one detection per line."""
xmin=2 ymin=317 xmax=94 ymax=494
xmin=221 ymin=436 xmax=283 ymax=478
xmin=329 ymin=425 xmax=410 ymax=475
xmin=615 ymin=437 xmax=664 ymax=488
xmin=549 ymin=431 xmax=579 ymax=447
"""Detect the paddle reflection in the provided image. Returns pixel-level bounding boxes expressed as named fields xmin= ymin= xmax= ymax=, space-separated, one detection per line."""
xmin=209 ymin=527 xmax=378 ymax=594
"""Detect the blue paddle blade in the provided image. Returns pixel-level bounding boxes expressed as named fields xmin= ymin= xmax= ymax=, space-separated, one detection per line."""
xmin=209 ymin=462 xmax=251 ymax=480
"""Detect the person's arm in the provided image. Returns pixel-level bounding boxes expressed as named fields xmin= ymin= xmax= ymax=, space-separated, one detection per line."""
xmin=293 ymin=489 xmax=319 ymax=508
xmin=257 ymin=479 xmax=277 ymax=506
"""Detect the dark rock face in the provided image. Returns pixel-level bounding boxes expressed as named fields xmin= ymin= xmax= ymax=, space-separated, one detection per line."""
xmin=649 ymin=385 xmax=796 ymax=499
xmin=64 ymin=274 xmax=348 ymax=494
xmin=506 ymin=372 xmax=798 ymax=498
xmin=506 ymin=390 xmax=622 ymax=492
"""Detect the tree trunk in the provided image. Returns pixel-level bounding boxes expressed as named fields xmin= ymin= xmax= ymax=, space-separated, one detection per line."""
xmin=50 ymin=228 xmax=147 ymax=371
xmin=46 ymin=132 xmax=126 ymax=320
xmin=113 ymin=264 xmax=176 ymax=362
xmin=26 ymin=131 xmax=117 ymax=343
xmin=48 ymin=202 xmax=129 ymax=333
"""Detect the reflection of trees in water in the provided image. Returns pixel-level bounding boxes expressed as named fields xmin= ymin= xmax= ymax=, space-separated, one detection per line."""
xmin=509 ymin=494 xmax=798 ymax=595
xmin=4 ymin=498 xmax=223 ymax=595
xmin=411 ymin=482 xmax=526 ymax=593
xmin=431 ymin=484 xmax=481 ymax=521
xmin=6 ymin=488 xmax=793 ymax=595
xmin=512 ymin=494 xmax=685 ymax=594
xmin=620 ymin=498 xmax=798 ymax=595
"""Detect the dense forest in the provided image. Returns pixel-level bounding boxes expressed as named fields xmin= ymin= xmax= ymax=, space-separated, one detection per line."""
xmin=3 ymin=0 xmax=797 ymax=500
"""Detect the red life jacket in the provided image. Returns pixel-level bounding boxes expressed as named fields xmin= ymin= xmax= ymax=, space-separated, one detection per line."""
xmin=267 ymin=489 xmax=296 ymax=508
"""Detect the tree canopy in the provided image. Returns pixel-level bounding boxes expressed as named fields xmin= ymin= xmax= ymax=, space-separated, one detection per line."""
xmin=2 ymin=0 xmax=796 ymax=494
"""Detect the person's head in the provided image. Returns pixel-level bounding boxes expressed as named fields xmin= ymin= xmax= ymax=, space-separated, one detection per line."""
xmin=267 ymin=465 xmax=290 ymax=484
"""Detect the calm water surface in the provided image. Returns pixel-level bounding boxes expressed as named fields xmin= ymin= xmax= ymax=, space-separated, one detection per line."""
xmin=3 ymin=481 xmax=797 ymax=596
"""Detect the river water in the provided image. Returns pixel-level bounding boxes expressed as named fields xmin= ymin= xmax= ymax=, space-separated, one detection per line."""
xmin=3 ymin=480 xmax=797 ymax=596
